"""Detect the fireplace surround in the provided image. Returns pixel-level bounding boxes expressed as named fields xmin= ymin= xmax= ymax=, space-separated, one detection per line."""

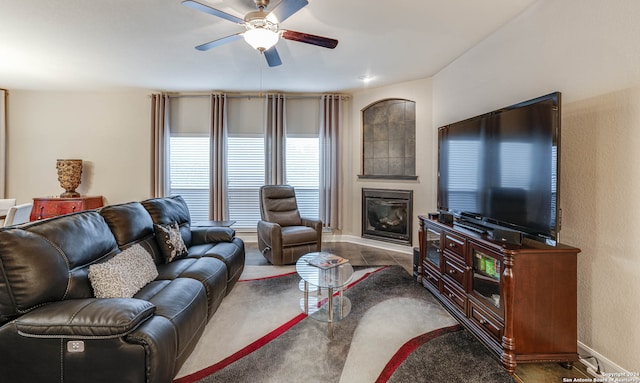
xmin=362 ymin=188 xmax=413 ymax=245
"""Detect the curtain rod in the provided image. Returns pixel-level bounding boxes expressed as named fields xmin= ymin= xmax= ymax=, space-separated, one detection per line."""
xmin=160 ymin=92 xmax=350 ymax=100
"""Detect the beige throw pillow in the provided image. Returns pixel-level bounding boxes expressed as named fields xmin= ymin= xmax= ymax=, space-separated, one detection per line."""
xmin=88 ymin=244 xmax=158 ymax=298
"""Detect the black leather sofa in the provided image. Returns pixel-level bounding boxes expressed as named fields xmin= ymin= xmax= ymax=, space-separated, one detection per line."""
xmin=0 ymin=195 xmax=245 ymax=383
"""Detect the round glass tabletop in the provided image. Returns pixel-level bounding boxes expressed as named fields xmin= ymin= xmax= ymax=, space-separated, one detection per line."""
xmin=295 ymin=252 xmax=354 ymax=289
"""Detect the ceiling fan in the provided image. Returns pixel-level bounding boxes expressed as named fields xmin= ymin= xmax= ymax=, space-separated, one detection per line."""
xmin=182 ymin=0 xmax=339 ymax=67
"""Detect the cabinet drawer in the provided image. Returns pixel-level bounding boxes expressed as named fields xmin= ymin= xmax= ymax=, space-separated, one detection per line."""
xmin=443 ymin=232 xmax=465 ymax=259
xmin=31 ymin=197 xmax=104 ymax=221
xmin=421 ymin=263 xmax=441 ymax=290
xmin=33 ymin=201 xmax=83 ymax=219
xmin=443 ymin=278 xmax=466 ymax=314
xmin=469 ymin=299 xmax=504 ymax=344
xmin=443 ymin=253 xmax=466 ymax=287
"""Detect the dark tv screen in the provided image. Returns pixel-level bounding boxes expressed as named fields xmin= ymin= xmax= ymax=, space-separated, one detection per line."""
xmin=437 ymin=92 xmax=560 ymax=242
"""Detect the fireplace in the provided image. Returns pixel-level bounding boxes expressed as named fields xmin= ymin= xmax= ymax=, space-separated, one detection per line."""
xmin=362 ymin=188 xmax=413 ymax=245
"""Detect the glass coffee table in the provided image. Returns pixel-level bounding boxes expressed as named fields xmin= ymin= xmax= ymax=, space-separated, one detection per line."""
xmin=296 ymin=252 xmax=354 ymax=337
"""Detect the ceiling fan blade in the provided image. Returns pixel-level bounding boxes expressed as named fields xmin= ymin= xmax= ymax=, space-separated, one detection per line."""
xmin=263 ymin=46 xmax=283 ymax=67
xmin=281 ymin=30 xmax=338 ymax=49
xmin=195 ymin=33 xmax=244 ymax=51
xmin=182 ymin=0 xmax=244 ymax=24
xmin=267 ymin=0 xmax=308 ymax=23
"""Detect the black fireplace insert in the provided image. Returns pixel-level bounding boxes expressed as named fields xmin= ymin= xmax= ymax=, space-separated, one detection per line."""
xmin=362 ymin=188 xmax=413 ymax=245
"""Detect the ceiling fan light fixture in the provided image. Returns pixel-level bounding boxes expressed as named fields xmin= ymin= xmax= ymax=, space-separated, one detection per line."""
xmin=243 ymin=17 xmax=279 ymax=51
xmin=244 ymin=28 xmax=279 ymax=51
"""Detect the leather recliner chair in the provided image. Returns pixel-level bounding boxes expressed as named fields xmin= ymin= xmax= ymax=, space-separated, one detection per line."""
xmin=257 ymin=185 xmax=322 ymax=265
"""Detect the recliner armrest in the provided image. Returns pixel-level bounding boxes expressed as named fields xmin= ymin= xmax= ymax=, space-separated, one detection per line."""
xmin=191 ymin=226 xmax=236 ymax=245
xmin=301 ymin=217 xmax=322 ymax=232
xmin=257 ymin=220 xmax=282 ymax=250
xmin=15 ymin=298 xmax=155 ymax=338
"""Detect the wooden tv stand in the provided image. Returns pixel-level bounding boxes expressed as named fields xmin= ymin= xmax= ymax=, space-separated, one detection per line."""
xmin=417 ymin=216 xmax=580 ymax=373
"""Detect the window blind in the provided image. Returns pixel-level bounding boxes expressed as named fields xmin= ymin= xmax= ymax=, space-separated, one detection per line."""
xmin=286 ymin=137 xmax=319 ymax=219
xmin=169 ymin=136 xmax=210 ymax=222
xmin=227 ymin=136 xmax=265 ymax=228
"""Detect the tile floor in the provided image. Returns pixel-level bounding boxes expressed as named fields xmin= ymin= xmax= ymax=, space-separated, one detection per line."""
xmin=245 ymin=241 xmax=414 ymax=273
xmin=245 ymin=240 xmax=594 ymax=383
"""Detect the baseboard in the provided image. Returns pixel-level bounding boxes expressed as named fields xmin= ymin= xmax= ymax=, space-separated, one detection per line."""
xmin=578 ymin=341 xmax=631 ymax=378
xmin=236 ymin=232 xmax=257 ymax=243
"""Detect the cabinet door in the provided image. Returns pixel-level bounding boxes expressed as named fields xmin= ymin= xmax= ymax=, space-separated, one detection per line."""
xmin=470 ymin=243 xmax=503 ymax=317
xmin=424 ymin=227 xmax=442 ymax=270
xmin=420 ymin=222 xmax=442 ymax=292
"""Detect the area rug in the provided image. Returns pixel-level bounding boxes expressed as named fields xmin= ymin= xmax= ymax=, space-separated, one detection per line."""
xmin=173 ymin=265 xmax=516 ymax=383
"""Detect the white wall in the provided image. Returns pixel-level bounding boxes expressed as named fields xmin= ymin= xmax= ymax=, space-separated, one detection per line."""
xmin=432 ymin=0 xmax=640 ymax=373
xmin=342 ymin=78 xmax=433 ymax=248
xmin=7 ymin=90 xmax=151 ymax=205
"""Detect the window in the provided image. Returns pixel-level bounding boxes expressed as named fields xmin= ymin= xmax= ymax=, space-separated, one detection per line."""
xmin=169 ymin=135 xmax=319 ymax=230
xmin=168 ymin=96 xmax=323 ymax=230
xmin=227 ymin=136 xmax=265 ymax=229
xmin=225 ymin=136 xmax=319 ymax=229
xmin=286 ymin=137 xmax=319 ymax=219
xmin=169 ymin=136 xmax=210 ymax=222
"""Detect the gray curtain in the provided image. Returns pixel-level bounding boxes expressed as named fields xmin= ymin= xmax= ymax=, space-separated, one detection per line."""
xmin=320 ymin=94 xmax=344 ymax=229
xmin=0 ymin=90 xmax=6 ymax=198
xmin=210 ymin=93 xmax=229 ymax=220
xmin=151 ymin=93 xmax=170 ymax=198
xmin=264 ymin=94 xmax=286 ymax=185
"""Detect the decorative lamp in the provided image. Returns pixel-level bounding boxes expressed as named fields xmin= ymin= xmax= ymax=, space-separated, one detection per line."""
xmin=56 ymin=159 xmax=83 ymax=198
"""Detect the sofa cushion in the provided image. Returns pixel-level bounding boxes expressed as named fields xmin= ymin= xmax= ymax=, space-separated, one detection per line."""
xmin=0 ymin=212 xmax=119 ymax=322
xmin=156 ymin=257 xmax=228 ymax=319
xmin=154 ymin=222 xmax=189 ymax=263
xmin=187 ymin=238 xmax=245 ymax=293
xmin=141 ymin=195 xmax=192 ymax=246
xmin=100 ymin=202 xmax=155 ymax=248
xmin=100 ymin=201 xmax=169 ymax=265
xmin=89 ymin=244 xmax=158 ymax=298
xmin=134 ymin=278 xmax=208 ymax=365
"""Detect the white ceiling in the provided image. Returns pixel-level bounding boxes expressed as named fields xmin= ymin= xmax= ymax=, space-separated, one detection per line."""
xmin=0 ymin=0 xmax=537 ymax=93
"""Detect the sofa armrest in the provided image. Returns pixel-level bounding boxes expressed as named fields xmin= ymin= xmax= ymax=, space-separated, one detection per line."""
xmin=191 ymin=227 xmax=236 ymax=245
xmin=15 ymin=298 xmax=155 ymax=338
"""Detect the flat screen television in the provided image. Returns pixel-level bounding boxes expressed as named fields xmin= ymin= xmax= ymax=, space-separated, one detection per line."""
xmin=437 ymin=92 xmax=561 ymax=245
